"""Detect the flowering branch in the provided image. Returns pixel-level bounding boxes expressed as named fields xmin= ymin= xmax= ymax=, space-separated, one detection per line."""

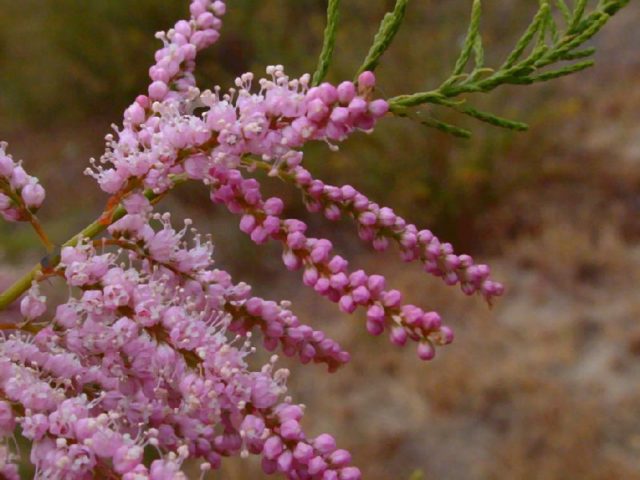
xmin=387 ymin=0 xmax=630 ymax=136
xmin=0 ymin=0 xmax=626 ymax=477
xmin=0 ymin=175 xmax=187 ymax=311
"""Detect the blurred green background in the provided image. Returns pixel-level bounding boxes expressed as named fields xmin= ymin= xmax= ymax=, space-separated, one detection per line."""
xmin=1 ymin=1 xmax=640 ymax=478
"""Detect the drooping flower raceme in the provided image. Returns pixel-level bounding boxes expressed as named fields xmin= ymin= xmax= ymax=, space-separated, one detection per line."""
xmin=0 ymin=1 xmax=504 ymax=478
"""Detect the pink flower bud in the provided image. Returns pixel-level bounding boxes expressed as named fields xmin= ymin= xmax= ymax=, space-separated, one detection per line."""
xmin=357 ymin=71 xmax=376 ymax=89
xmin=336 ymin=81 xmax=356 ymax=104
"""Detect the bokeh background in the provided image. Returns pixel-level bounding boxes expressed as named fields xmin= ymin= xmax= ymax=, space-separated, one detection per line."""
xmin=1 ymin=0 xmax=640 ymax=478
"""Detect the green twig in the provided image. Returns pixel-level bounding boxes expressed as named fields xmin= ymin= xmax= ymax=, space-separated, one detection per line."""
xmin=386 ymin=0 xmax=628 ymax=137
xmin=356 ymin=0 xmax=409 ymax=76
xmin=312 ymin=0 xmax=341 ymax=86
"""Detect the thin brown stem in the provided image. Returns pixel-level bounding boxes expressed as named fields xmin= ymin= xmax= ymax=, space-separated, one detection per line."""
xmin=26 ymin=213 xmax=54 ymax=253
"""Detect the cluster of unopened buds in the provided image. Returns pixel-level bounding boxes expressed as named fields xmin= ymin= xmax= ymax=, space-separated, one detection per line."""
xmin=0 ymin=142 xmax=45 ymax=223
xmin=0 ymin=0 xmax=503 ymax=478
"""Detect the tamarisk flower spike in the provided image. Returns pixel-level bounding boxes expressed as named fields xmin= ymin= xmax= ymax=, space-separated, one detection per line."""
xmin=0 ymin=0 xmax=506 ymax=478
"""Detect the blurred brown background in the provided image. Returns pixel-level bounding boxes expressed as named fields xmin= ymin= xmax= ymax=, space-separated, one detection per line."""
xmin=1 ymin=0 xmax=639 ymax=478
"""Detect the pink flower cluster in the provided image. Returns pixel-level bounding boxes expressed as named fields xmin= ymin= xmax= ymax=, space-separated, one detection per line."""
xmin=0 ymin=142 xmax=46 ymax=222
xmin=208 ymin=164 xmax=454 ymax=359
xmin=90 ymin=65 xmax=388 ymax=196
xmin=0 ymin=0 xmax=504 ymax=478
xmin=3 ymin=202 xmax=359 ymax=479
xmin=260 ymin=161 xmax=504 ymax=301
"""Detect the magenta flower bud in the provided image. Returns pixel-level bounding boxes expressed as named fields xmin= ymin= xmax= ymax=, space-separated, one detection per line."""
xmin=124 ymin=102 xmax=146 ymax=125
xmin=390 ymin=325 xmax=408 ymax=346
xmin=340 ymin=184 xmax=357 ymax=199
xmin=357 ymin=71 xmax=376 ymax=89
xmin=308 ymin=456 xmax=328 ymax=475
xmin=292 ymin=116 xmax=316 ymax=139
xmin=307 ymin=98 xmax=329 ymax=122
xmin=329 ymin=272 xmax=349 ymax=289
xmin=0 ymin=153 xmax=13 ymax=177
xmin=313 ymin=277 xmax=331 ymax=295
xmin=402 ymin=305 xmax=422 ymax=326
xmin=368 ymin=99 xmax=389 ymax=118
xmin=417 ymin=229 xmax=434 ymax=244
xmin=324 ymin=471 xmax=340 ymax=480
xmin=189 ymin=0 xmax=206 ymax=16
xmin=417 ymin=341 xmax=436 ymax=361
xmin=262 ymin=215 xmax=280 ymax=235
xmin=400 ymin=231 xmax=418 ymax=250
xmin=419 ymin=312 xmax=439 ymax=331
xmin=277 ymin=450 xmax=293 ymax=472
xmin=10 ymin=166 xmax=28 ymax=188
xmin=348 ymin=270 xmax=367 ymax=287
xmin=73 ymin=418 xmax=96 ymax=442
xmin=286 ymin=231 xmax=306 ymax=250
xmin=458 ymin=254 xmax=473 ymax=267
xmin=123 ymin=466 xmax=150 ymax=480
xmin=340 ymin=466 xmax=362 ymax=480
xmin=20 ymin=291 xmax=46 ymax=319
xmin=314 ymin=434 xmax=337 ymax=454
xmin=329 ymin=449 xmax=352 ymax=467
xmin=174 ymin=19 xmax=191 ymax=36
xmin=282 ymin=249 xmax=302 ymax=270
xmin=348 ymin=98 xmax=367 ymax=116
xmin=280 ymin=419 xmax=302 ymax=440
xmin=324 ymin=204 xmax=341 ymax=221
xmin=318 ymin=82 xmax=339 ymax=104
xmin=357 ymin=211 xmax=377 ymax=226
xmin=277 ymin=404 xmax=304 ymax=422
xmin=306 ymin=86 xmax=322 ymax=102
xmin=250 ymin=226 xmax=269 ymax=244
xmin=328 ymin=255 xmax=348 ymax=273
xmin=308 ymin=179 xmax=325 ymax=197
xmin=293 ymin=442 xmax=314 ymax=463
xmin=148 ymin=80 xmax=169 ymax=100
xmin=468 ymin=264 xmax=491 ymax=283
xmin=482 ymin=280 xmax=504 ymax=297
xmin=113 ymin=445 xmax=144 ymax=474
xmin=263 ymin=436 xmax=284 ymax=460
xmin=264 ymin=197 xmax=284 ymax=216
xmin=197 ymin=12 xmax=216 ymax=28
xmin=367 ymin=274 xmax=386 ymax=294
xmin=21 ymin=183 xmax=45 ymax=209
xmin=310 ymin=245 xmax=331 ymax=263
xmin=366 ymin=304 xmax=385 ymax=323
xmin=382 ymin=289 xmax=402 ymax=308
xmin=353 ymin=194 xmax=369 ymax=210
xmin=303 ymin=266 xmax=319 ymax=286
xmin=378 ymin=207 xmax=396 ymax=226
xmin=351 ymin=286 xmax=370 ymax=304
xmin=184 ymin=154 xmax=208 ymax=179
xmin=438 ymin=325 xmax=455 ymax=344
xmin=212 ymin=1 xmax=227 ymax=16
xmin=366 ymin=318 xmax=385 ymax=336
xmin=338 ymin=295 xmax=356 ymax=314
xmin=336 ymin=81 xmax=356 ymax=104
xmin=330 ymin=107 xmax=350 ymax=124
xmin=149 ymin=65 xmax=170 ymax=83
